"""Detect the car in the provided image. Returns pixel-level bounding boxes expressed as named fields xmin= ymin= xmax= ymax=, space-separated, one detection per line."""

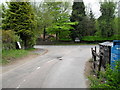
xmin=75 ymin=37 xmax=80 ymax=42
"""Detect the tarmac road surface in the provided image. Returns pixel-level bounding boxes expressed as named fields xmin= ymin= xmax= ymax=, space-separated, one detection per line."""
xmin=1 ymin=45 xmax=96 ymax=89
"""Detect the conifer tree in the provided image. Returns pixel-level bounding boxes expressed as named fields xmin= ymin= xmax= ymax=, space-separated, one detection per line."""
xmin=118 ymin=1 xmax=120 ymax=35
xmin=70 ymin=0 xmax=86 ymax=40
xmin=88 ymin=9 xmax=96 ymax=36
xmin=2 ymin=1 xmax=36 ymax=49
xmin=98 ymin=1 xmax=116 ymax=37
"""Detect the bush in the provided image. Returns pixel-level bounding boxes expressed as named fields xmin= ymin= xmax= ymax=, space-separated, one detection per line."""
xmin=89 ymin=61 xmax=120 ymax=89
xmin=2 ymin=30 xmax=21 ymax=50
xmin=82 ymin=35 xmax=120 ymax=41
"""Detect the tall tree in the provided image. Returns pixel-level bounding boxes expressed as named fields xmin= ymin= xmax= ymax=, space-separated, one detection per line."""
xmin=2 ymin=1 xmax=36 ymax=49
xmin=47 ymin=13 xmax=77 ymax=41
xmin=41 ymin=1 xmax=73 ymax=41
xmin=35 ymin=2 xmax=53 ymax=41
xmin=70 ymin=0 xmax=86 ymax=40
xmin=0 ymin=4 xmax=3 ymax=27
xmin=88 ymin=9 xmax=96 ymax=36
xmin=31 ymin=1 xmax=73 ymax=41
xmin=1 ymin=3 xmax=7 ymax=30
xmin=80 ymin=9 xmax=96 ymax=36
xmin=118 ymin=1 xmax=120 ymax=36
xmin=98 ymin=1 xmax=116 ymax=37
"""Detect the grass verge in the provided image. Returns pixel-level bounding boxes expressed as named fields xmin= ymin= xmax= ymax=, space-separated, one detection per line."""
xmin=1 ymin=49 xmax=32 ymax=65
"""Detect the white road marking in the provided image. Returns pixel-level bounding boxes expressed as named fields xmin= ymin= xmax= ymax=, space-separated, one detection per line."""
xmin=16 ymin=85 xmax=20 ymax=88
xmin=36 ymin=67 xmax=41 ymax=70
xmin=16 ymin=79 xmax=26 ymax=89
xmin=47 ymin=60 xmax=54 ymax=63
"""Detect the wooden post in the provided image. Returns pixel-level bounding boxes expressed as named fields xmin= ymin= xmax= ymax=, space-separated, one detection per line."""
xmin=93 ymin=47 xmax=96 ymax=69
xmin=91 ymin=48 xmax=93 ymax=57
xmin=91 ymin=48 xmax=94 ymax=69
xmin=99 ymin=55 xmax=102 ymax=71
xmin=95 ymin=46 xmax=96 ymax=53
xmin=97 ymin=55 xmax=102 ymax=78
xmin=56 ymin=32 xmax=58 ymax=41
xmin=108 ymin=46 xmax=111 ymax=65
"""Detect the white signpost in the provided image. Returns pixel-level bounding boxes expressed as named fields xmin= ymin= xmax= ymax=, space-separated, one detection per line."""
xmin=17 ymin=41 xmax=21 ymax=49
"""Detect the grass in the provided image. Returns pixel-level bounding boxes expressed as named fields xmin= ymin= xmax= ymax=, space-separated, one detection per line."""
xmin=26 ymin=48 xmax=36 ymax=51
xmin=1 ymin=49 xmax=30 ymax=65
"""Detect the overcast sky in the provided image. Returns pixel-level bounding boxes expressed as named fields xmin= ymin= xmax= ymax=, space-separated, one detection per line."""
xmin=0 ymin=0 xmax=119 ymax=18
xmin=83 ymin=0 xmax=101 ymax=18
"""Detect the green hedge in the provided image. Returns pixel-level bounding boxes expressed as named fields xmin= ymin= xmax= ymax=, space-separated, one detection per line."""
xmin=59 ymin=38 xmax=72 ymax=42
xmin=82 ymin=35 xmax=120 ymax=41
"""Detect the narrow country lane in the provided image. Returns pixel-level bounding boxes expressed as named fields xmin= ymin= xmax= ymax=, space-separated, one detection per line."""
xmin=1 ymin=45 xmax=96 ymax=89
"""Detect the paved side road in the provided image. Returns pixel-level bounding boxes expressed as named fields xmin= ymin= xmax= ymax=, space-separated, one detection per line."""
xmin=1 ymin=45 xmax=96 ymax=89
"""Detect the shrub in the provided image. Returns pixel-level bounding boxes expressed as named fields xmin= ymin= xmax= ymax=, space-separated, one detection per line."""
xmin=89 ymin=61 xmax=120 ymax=89
xmin=82 ymin=35 xmax=120 ymax=41
xmin=2 ymin=30 xmax=21 ymax=50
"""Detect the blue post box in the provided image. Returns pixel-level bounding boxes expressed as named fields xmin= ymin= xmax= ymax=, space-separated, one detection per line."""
xmin=111 ymin=40 xmax=120 ymax=69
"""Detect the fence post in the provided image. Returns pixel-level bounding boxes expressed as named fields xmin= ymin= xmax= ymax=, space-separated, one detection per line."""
xmin=108 ymin=46 xmax=111 ymax=65
xmin=95 ymin=46 xmax=96 ymax=52
xmin=94 ymin=47 xmax=96 ymax=69
xmin=91 ymin=48 xmax=93 ymax=59
xmin=97 ymin=55 xmax=102 ymax=78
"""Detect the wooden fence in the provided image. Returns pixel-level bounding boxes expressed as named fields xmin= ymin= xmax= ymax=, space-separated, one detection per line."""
xmin=91 ymin=45 xmax=111 ymax=77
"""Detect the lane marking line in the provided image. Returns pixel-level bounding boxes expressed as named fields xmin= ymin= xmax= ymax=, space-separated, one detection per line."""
xmin=36 ymin=67 xmax=41 ymax=70
xmin=16 ymin=79 xmax=26 ymax=89
xmin=47 ymin=60 xmax=54 ymax=63
xmin=16 ymin=85 xmax=20 ymax=88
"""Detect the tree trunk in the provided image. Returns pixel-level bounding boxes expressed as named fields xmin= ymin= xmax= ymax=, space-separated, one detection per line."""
xmin=43 ymin=27 xmax=46 ymax=41
xmin=24 ymin=39 xmax=27 ymax=49
xmin=56 ymin=32 xmax=58 ymax=41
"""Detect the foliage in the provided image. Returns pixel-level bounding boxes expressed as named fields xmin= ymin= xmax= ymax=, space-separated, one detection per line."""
xmin=42 ymin=1 xmax=77 ymax=41
xmin=1 ymin=49 xmax=29 ymax=64
xmin=114 ymin=17 xmax=120 ymax=35
xmin=70 ymin=0 xmax=86 ymax=40
xmin=88 ymin=10 xmax=96 ymax=36
xmin=32 ymin=2 xmax=53 ymax=40
xmin=47 ymin=21 xmax=78 ymax=41
xmin=0 ymin=4 xmax=2 ymax=27
xmin=2 ymin=0 xmax=119 ymax=45
xmin=98 ymin=1 xmax=116 ymax=37
xmin=82 ymin=35 xmax=120 ymax=41
xmin=31 ymin=1 xmax=73 ymax=41
xmin=118 ymin=18 xmax=120 ymax=32
xmin=89 ymin=61 xmax=120 ymax=89
xmin=2 ymin=2 xmax=36 ymax=49
xmin=2 ymin=30 xmax=21 ymax=50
